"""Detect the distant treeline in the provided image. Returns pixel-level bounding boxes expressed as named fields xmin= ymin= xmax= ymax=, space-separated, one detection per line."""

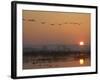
xmin=23 ymin=44 xmax=90 ymax=52
xmin=23 ymin=50 xmax=90 ymax=57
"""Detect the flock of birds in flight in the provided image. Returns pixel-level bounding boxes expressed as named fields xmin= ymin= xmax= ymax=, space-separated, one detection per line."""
xmin=23 ymin=18 xmax=81 ymax=26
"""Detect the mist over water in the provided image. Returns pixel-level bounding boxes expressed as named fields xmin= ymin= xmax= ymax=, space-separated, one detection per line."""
xmin=23 ymin=44 xmax=90 ymax=53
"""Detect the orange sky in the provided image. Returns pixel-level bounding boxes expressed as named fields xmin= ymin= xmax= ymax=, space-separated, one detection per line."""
xmin=23 ymin=10 xmax=90 ymax=46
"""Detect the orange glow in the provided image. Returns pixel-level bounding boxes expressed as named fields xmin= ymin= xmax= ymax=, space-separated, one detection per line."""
xmin=79 ymin=41 xmax=84 ymax=46
xmin=23 ymin=10 xmax=90 ymax=45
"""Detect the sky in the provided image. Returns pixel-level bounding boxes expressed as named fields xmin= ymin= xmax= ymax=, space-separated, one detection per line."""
xmin=23 ymin=10 xmax=90 ymax=47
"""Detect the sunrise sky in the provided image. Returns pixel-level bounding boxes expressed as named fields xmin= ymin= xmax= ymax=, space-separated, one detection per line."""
xmin=23 ymin=10 xmax=90 ymax=46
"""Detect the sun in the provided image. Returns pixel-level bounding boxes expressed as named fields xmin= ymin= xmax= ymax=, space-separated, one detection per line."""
xmin=79 ymin=41 xmax=84 ymax=46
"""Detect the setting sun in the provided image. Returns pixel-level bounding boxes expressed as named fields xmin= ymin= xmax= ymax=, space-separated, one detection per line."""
xmin=79 ymin=41 xmax=84 ymax=46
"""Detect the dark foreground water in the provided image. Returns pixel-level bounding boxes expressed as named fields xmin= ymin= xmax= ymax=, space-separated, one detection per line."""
xmin=23 ymin=51 xmax=90 ymax=69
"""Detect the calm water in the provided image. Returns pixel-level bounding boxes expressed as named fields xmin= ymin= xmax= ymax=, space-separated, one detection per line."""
xmin=23 ymin=52 xmax=90 ymax=69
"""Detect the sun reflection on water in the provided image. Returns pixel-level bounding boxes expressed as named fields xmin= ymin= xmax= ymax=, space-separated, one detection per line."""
xmin=80 ymin=58 xmax=84 ymax=65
